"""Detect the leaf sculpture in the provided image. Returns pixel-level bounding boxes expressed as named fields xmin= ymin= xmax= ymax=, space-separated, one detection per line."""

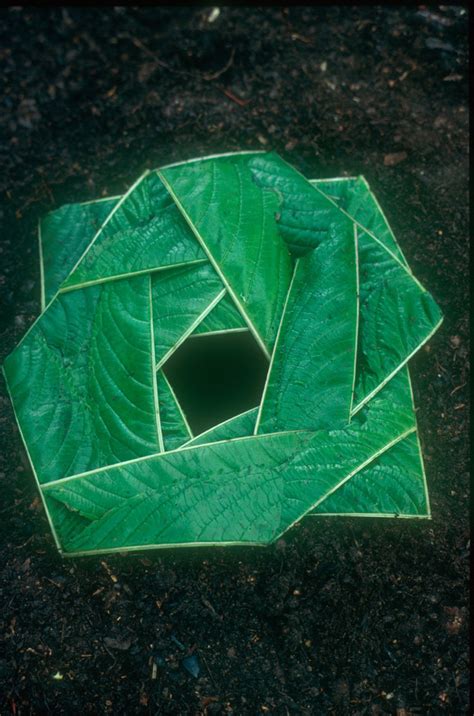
xmin=3 ymin=151 xmax=443 ymax=556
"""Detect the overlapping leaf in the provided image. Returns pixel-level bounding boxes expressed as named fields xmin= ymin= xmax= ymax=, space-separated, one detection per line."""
xmin=2 ymin=151 xmax=441 ymax=556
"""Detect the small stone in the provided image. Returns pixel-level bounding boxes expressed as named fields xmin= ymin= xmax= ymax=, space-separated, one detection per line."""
xmin=182 ymin=654 xmax=200 ymax=678
xmin=384 ymin=151 xmax=408 ymax=167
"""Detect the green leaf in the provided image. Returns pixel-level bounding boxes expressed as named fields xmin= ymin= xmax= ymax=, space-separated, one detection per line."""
xmin=159 ymin=153 xmax=294 ymax=355
xmin=43 ymin=368 xmax=416 ymax=554
xmin=310 ymin=429 xmax=429 ymax=517
xmin=157 ymin=370 xmax=192 ymax=450
xmin=3 ymin=151 xmax=442 ymax=555
xmin=248 ymin=152 xmax=354 ymax=257
xmin=40 ymin=196 xmax=119 ymax=308
xmin=307 ymin=176 xmax=443 ymax=407
xmin=184 ymin=407 xmax=258 ymax=447
xmin=353 ymin=229 xmax=442 ymax=409
xmin=311 ymin=176 xmax=409 ymax=265
xmin=192 ymin=292 xmax=247 ymax=336
xmin=256 ymin=223 xmax=358 ymax=433
xmin=4 ymin=275 xmax=161 ymax=484
xmin=151 ymin=261 xmax=225 ymax=368
xmin=60 ymin=172 xmax=206 ymax=292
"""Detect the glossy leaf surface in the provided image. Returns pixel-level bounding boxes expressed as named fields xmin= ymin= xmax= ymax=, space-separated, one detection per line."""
xmin=40 ymin=196 xmax=119 ymax=307
xmin=256 ymin=223 xmax=358 ymax=434
xmin=193 ymin=293 xmax=247 ymax=335
xmin=43 ymin=368 xmax=416 ymax=553
xmin=61 ymin=172 xmax=206 ymax=291
xmin=159 ymin=154 xmax=294 ymax=354
xmin=3 ymin=151 xmax=442 ymax=556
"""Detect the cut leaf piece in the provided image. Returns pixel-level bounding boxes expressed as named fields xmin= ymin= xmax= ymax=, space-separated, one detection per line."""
xmin=159 ymin=153 xmax=294 ymax=355
xmin=310 ymin=430 xmax=429 ymax=517
xmin=353 ymin=228 xmax=442 ymax=410
xmin=309 ymin=176 xmax=442 ymax=410
xmin=150 ymin=261 xmax=225 ymax=368
xmin=3 ymin=275 xmax=161 ymax=484
xmin=193 ymin=292 xmax=247 ymax=336
xmin=43 ymin=366 xmax=416 ymax=554
xmin=311 ymin=176 xmax=409 ymax=266
xmin=184 ymin=407 xmax=258 ymax=447
xmin=40 ymin=196 xmax=120 ymax=308
xmin=248 ymin=152 xmax=354 ymax=257
xmin=277 ymin=367 xmax=418 ymax=534
xmin=256 ymin=223 xmax=358 ymax=434
xmin=157 ymin=370 xmax=192 ymax=450
xmin=60 ymin=172 xmax=206 ymax=291
xmin=310 ymin=367 xmax=428 ymax=518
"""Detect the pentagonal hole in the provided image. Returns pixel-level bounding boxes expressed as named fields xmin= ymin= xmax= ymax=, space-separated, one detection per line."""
xmin=161 ymin=331 xmax=269 ymax=436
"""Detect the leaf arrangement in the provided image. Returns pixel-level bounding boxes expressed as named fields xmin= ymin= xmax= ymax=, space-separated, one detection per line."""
xmin=3 ymin=151 xmax=443 ymax=556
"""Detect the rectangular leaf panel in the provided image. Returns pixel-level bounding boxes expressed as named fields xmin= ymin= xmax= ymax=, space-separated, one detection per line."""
xmin=256 ymin=223 xmax=358 ymax=433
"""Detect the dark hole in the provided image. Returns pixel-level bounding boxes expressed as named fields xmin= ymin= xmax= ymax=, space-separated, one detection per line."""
xmin=162 ymin=331 xmax=269 ymax=436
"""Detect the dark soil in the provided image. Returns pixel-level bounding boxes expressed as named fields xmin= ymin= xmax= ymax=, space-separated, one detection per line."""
xmin=0 ymin=7 xmax=469 ymax=715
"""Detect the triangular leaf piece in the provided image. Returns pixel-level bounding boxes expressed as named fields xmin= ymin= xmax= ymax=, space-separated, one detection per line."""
xmin=40 ymin=196 xmax=119 ymax=307
xmin=159 ymin=153 xmax=294 ymax=356
xmin=60 ymin=172 xmax=206 ymax=292
xmin=157 ymin=370 xmax=192 ymax=450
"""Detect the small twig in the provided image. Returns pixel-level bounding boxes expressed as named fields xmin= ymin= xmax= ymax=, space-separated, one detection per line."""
xmin=203 ymin=48 xmax=235 ymax=81
xmin=221 ymin=88 xmax=250 ymax=107
xmin=450 ymin=382 xmax=466 ymax=396
xmin=15 ymin=536 xmax=34 ymax=549
xmin=201 ymin=596 xmax=222 ymax=620
xmin=290 ymin=32 xmax=313 ymax=45
xmin=127 ymin=34 xmax=195 ymax=79
xmin=201 ymin=653 xmax=218 ymax=690
xmin=130 ymin=34 xmax=225 ymax=83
